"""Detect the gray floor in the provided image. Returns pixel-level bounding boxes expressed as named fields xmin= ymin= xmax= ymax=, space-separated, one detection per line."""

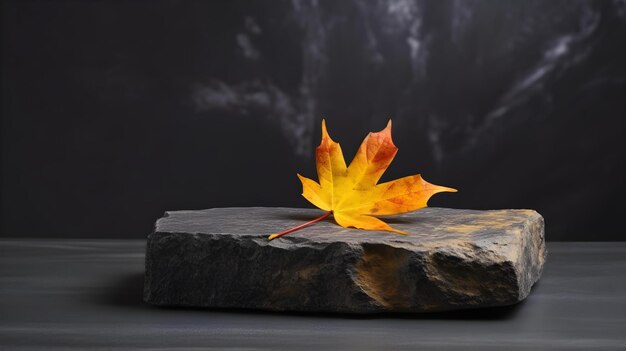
xmin=0 ymin=240 xmax=625 ymax=350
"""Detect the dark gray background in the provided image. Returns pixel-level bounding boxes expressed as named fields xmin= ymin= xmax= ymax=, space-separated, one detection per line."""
xmin=2 ymin=0 xmax=625 ymax=240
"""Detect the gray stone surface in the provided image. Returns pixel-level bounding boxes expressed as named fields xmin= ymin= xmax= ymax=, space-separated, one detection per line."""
xmin=144 ymin=207 xmax=546 ymax=313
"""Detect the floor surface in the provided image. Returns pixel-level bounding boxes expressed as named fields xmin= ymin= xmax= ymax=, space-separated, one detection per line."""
xmin=1 ymin=240 xmax=625 ymax=350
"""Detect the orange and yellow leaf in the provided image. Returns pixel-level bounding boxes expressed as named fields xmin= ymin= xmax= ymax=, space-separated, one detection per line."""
xmin=269 ymin=119 xmax=457 ymax=239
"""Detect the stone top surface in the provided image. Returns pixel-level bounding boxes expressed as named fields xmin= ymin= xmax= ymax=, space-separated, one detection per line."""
xmin=155 ymin=207 xmax=543 ymax=249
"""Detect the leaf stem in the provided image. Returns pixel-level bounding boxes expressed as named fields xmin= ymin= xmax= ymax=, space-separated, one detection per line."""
xmin=267 ymin=211 xmax=333 ymax=240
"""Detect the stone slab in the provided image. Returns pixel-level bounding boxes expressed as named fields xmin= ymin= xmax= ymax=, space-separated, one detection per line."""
xmin=144 ymin=207 xmax=546 ymax=313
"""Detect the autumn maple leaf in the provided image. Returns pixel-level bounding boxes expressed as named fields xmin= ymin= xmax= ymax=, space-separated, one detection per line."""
xmin=268 ymin=119 xmax=457 ymax=240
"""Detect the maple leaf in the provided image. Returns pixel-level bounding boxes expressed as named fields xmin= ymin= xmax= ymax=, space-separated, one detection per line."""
xmin=268 ymin=119 xmax=457 ymax=240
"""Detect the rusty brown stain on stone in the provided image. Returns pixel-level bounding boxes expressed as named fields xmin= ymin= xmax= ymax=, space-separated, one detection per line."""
xmin=354 ymin=245 xmax=412 ymax=309
xmin=296 ymin=265 xmax=320 ymax=280
xmin=439 ymin=211 xmax=533 ymax=236
xmin=269 ymin=265 xmax=323 ymax=303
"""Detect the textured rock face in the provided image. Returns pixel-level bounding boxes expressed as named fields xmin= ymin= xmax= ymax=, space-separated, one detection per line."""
xmin=144 ymin=207 xmax=546 ymax=313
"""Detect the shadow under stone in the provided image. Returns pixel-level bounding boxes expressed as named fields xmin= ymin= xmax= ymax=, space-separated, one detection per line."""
xmin=95 ymin=272 xmax=146 ymax=308
xmin=149 ymin=300 xmax=525 ymax=321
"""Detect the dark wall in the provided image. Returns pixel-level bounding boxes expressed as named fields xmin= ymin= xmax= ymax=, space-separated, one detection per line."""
xmin=2 ymin=0 xmax=625 ymax=240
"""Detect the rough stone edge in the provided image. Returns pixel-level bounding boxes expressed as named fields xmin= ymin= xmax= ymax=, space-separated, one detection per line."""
xmin=514 ymin=210 xmax=547 ymax=300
